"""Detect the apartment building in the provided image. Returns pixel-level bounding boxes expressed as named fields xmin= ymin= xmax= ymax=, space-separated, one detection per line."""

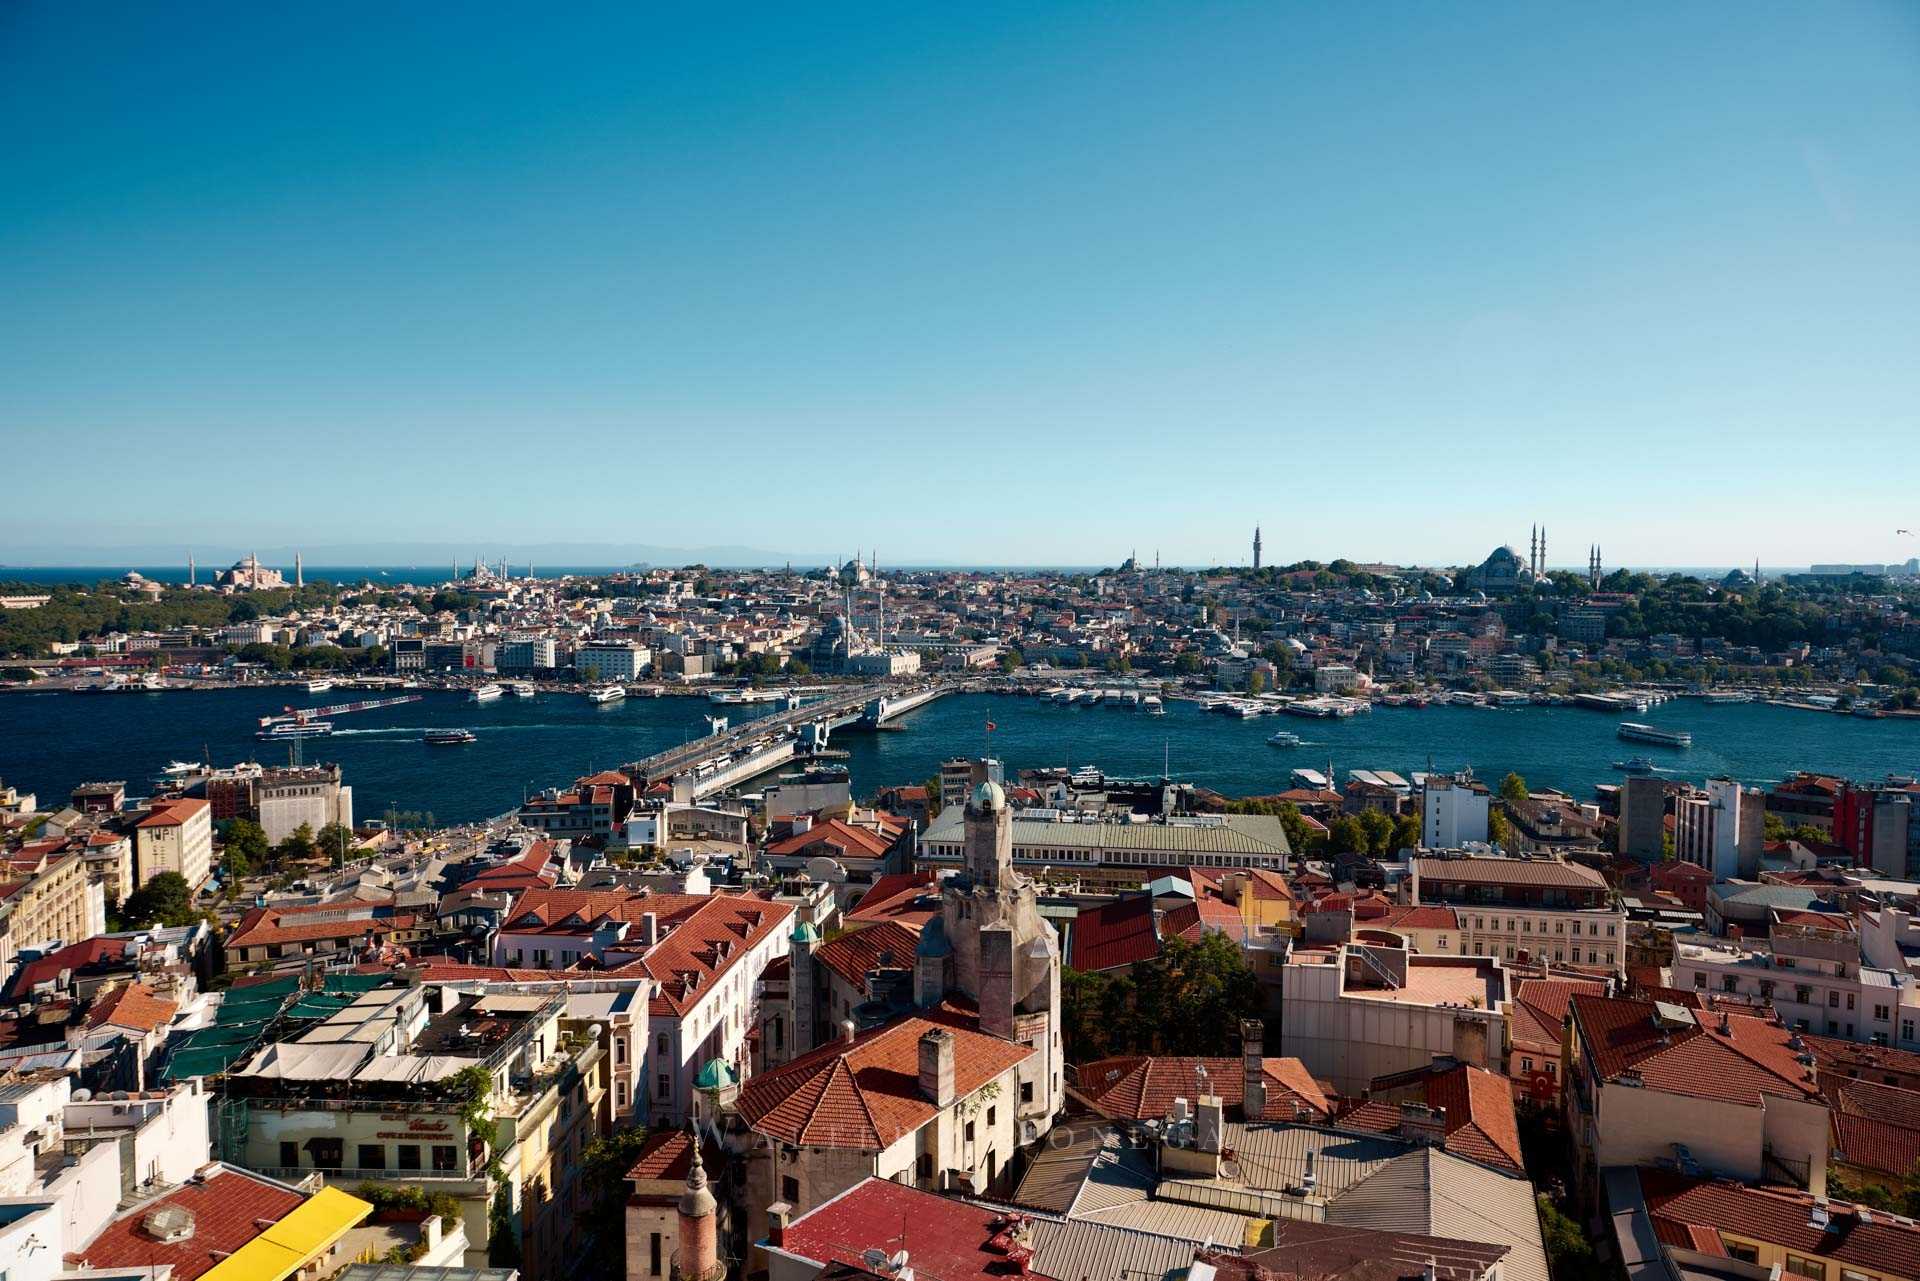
xmin=1672 ymin=917 xmax=1917 ymax=1048
xmin=0 ymin=846 xmax=106 ymax=972
xmin=1422 ymin=774 xmax=1490 ymax=848
xmin=917 ymin=808 xmax=1292 ymax=890
xmin=133 ymin=796 xmax=213 ymax=890
xmin=1674 ymin=777 xmax=1765 ymax=881
xmin=1408 ymin=854 xmax=1625 ymax=972
xmin=257 ymin=765 xmax=353 ymax=846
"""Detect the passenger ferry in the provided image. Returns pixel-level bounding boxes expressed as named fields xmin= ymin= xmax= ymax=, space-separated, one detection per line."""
xmin=1613 ymin=757 xmax=1661 ymax=775
xmin=1143 ymin=695 xmax=1165 ymax=716
xmin=257 ymin=720 xmax=333 ymax=740
xmin=1492 ymin=691 xmax=1532 ymax=708
xmin=159 ymin=760 xmax=202 ymax=777
xmin=470 ymin=682 xmax=505 ymax=703
xmin=303 ymin=678 xmax=335 ymax=694
xmin=585 ymin=684 xmax=626 ymax=704
xmin=1266 ymin=729 xmax=1303 ymax=748
xmin=506 ymin=681 xmax=537 ymax=697
xmin=424 ymin=729 xmax=477 ymax=745
xmin=1702 ymin=691 xmax=1753 ymax=705
xmin=1618 ymin=722 xmax=1693 ymax=749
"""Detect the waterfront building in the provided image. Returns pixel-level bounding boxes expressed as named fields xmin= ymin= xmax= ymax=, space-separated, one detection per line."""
xmin=257 ymin=763 xmax=353 ymax=847
xmin=497 ymin=635 xmax=558 ymax=672
xmin=917 ymin=806 xmax=1290 ymax=891
xmin=575 ymin=641 xmax=649 ymax=682
xmin=214 ymin=552 xmax=286 ymax=590
xmin=1673 ymin=777 xmax=1763 ymax=881
xmin=1422 ymin=774 xmax=1491 ymax=848
xmin=133 ymin=796 xmax=213 ymax=891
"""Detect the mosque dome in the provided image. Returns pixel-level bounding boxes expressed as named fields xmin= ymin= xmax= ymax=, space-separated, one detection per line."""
xmin=970 ymin=780 xmax=1006 ymax=813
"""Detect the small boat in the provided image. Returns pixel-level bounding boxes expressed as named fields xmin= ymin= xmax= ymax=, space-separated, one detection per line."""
xmin=470 ymin=683 xmax=505 ymax=703
xmin=304 ymin=678 xmax=334 ymax=694
xmin=257 ymin=720 xmax=333 ymax=740
xmin=1702 ymin=691 xmax=1752 ymax=705
xmin=1267 ymin=729 xmax=1303 ymax=748
xmin=424 ymin=729 xmax=477 ymax=745
xmin=1613 ymin=757 xmax=1661 ymax=775
xmin=1144 ymin=696 xmax=1165 ymax=716
xmin=159 ymin=760 xmax=201 ymax=777
xmin=585 ymin=683 xmax=626 ymax=704
xmin=507 ymin=681 xmax=537 ymax=698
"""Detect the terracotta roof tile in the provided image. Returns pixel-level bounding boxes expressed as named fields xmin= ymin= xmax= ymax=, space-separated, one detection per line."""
xmin=69 ymin=1169 xmax=308 ymax=1281
xmin=1073 ymin=1055 xmax=1331 ymax=1122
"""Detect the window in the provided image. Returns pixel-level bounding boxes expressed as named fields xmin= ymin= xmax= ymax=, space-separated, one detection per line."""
xmin=305 ymin=1137 xmax=343 ymax=1169
xmin=987 ymin=1106 xmax=997 ymax=1127
xmin=398 ymin=1145 xmax=421 ymax=1171
xmin=1875 ymin=1005 xmax=1891 ymax=1022
xmin=1522 ymin=1057 xmax=1535 ymax=1072
xmin=1021 ymin=1081 xmax=1034 ymax=1104
xmin=650 ymin=1233 xmax=663 ymax=1277
xmin=1785 ymin=1256 xmax=1825 ymax=1281
xmin=1843 ymin=1270 xmax=1873 ymax=1281
xmin=918 ymin=1152 xmax=933 ymax=1179
xmin=358 ymin=1144 xmax=384 ymax=1170
xmin=965 ymin=1121 xmax=976 ymax=1143
xmin=658 ymin=1073 xmax=670 ymax=1098
xmin=615 ymin=1038 xmax=627 ymax=1064
xmin=1726 ymin=1245 xmax=1759 ymax=1265
xmin=433 ymin=1145 xmax=458 ymax=1172
xmin=279 ymin=1140 xmax=298 ymax=1168
xmin=1692 ymin=973 xmax=1707 ymax=989
xmin=1830 ymin=992 xmax=1841 ymax=1008
xmin=1722 ymin=976 xmax=1738 ymax=993
xmin=657 ymin=1032 xmax=669 ymax=1055
xmin=782 ymin=1175 xmax=800 ymax=1203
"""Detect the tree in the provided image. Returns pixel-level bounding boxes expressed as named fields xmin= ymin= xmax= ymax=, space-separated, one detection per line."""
xmin=579 ymin=1126 xmax=651 ymax=1274
xmin=1246 ymin=669 xmax=1268 ymax=695
xmin=1789 ymin=823 xmax=1830 ymax=847
xmin=1536 ymin=1193 xmax=1605 ymax=1281
xmin=1487 ymin=808 xmax=1514 ymax=849
xmin=1390 ymin=813 xmax=1424 ymax=853
xmin=1275 ymin=802 xmax=1321 ymax=855
xmin=1061 ymin=934 xmax=1263 ymax=1058
xmin=923 ymin=774 xmax=944 ymax=819
xmin=275 ymin=822 xmax=316 ymax=864
xmin=998 ymin=648 xmax=1023 ymax=674
xmin=1763 ymin=813 xmax=1788 ymax=843
xmin=1356 ymin=808 xmax=1394 ymax=856
xmin=219 ymin=817 xmax=268 ymax=878
xmin=1173 ymin=652 xmax=1203 ymax=675
xmin=314 ymin=822 xmax=355 ymax=866
xmin=1499 ymin=772 xmax=1530 ymax=805
xmin=121 ymin=872 xmax=196 ymax=927
xmin=1326 ymin=815 xmax=1368 ymax=856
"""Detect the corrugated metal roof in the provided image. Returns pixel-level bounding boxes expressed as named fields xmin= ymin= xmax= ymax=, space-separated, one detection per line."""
xmin=1025 ymin=1215 xmax=1212 ymax=1280
xmin=923 ymin=810 xmax=1292 ymax=856
xmin=1326 ymin=1149 xmax=1549 ymax=1281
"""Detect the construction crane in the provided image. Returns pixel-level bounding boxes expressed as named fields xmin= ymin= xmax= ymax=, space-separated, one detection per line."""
xmin=257 ymin=693 xmax=423 ymax=728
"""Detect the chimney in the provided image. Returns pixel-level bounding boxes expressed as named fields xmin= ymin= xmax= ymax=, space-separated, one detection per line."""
xmin=766 ymin=1201 xmax=792 ymax=1249
xmin=841 ymin=1019 xmax=856 ymax=1044
xmin=1397 ymin=1102 xmax=1448 ymax=1146
xmin=1241 ymin=1019 xmax=1267 ymax=1121
xmin=1195 ymin=1095 xmax=1224 ymax=1155
xmin=639 ymin=912 xmax=659 ymax=947
xmin=980 ymin=927 xmax=1016 ymax=1041
xmin=918 ymin=1029 xmax=956 ymax=1107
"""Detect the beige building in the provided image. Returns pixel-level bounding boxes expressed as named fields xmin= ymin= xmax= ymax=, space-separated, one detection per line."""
xmin=258 ymin=765 xmax=354 ymax=846
xmin=134 ymin=796 xmax=213 ymax=889
xmin=0 ymin=848 xmax=106 ymax=971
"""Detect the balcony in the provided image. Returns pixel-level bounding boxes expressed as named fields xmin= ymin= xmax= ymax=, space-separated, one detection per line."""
xmin=252 ymin=1160 xmax=490 ymax=1189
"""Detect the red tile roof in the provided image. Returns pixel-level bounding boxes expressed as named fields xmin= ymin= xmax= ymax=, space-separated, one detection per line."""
xmin=543 ymin=890 xmax=791 ymax=1017
xmin=766 ymin=818 xmax=894 ymax=861
xmin=226 ymin=902 xmax=422 ymax=950
xmin=84 ymin=981 xmax=178 ymax=1034
xmin=737 ymin=1005 xmax=1034 ymax=1149
xmin=1509 ymin=977 xmax=1609 ymax=1054
xmin=137 ymin=797 xmax=208 ymax=828
xmin=1827 ymin=1077 xmax=1920 ymax=1129
xmin=466 ymin=839 xmax=558 ymax=891
xmin=1640 ymin=1169 xmax=1920 ymax=1280
xmin=1072 ymin=1055 xmax=1331 ymax=1122
xmin=5 ymin=936 xmax=138 ymax=998
xmin=1832 ymin=1111 xmax=1920 ymax=1179
xmin=1069 ymin=897 xmax=1161 ymax=972
xmin=846 ymin=871 xmax=938 ymax=929
xmin=776 ymin=1177 xmax=1065 ymax=1281
xmin=69 ymin=1169 xmax=307 ymax=1281
xmin=815 ymin=921 xmax=921 ymax=989
xmin=1569 ymin=994 xmax=1819 ymax=1105
xmin=1340 ymin=1065 xmax=1524 ymax=1175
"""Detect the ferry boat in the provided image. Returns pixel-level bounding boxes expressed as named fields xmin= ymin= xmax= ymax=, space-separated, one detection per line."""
xmin=1613 ymin=757 xmax=1661 ymax=775
xmin=1492 ymin=691 xmax=1531 ymax=708
xmin=1144 ymin=695 xmax=1165 ymax=716
xmin=470 ymin=683 xmax=505 ymax=703
xmin=585 ymin=684 xmax=626 ymax=705
xmin=1266 ymin=729 xmax=1303 ymax=748
xmin=159 ymin=760 xmax=201 ymax=777
xmin=506 ymin=681 xmax=537 ymax=697
xmin=1618 ymin=722 xmax=1693 ymax=749
xmin=424 ymin=729 xmax=477 ymax=745
xmin=1702 ymin=691 xmax=1752 ymax=705
xmin=303 ymin=678 xmax=334 ymax=694
xmin=257 ymin=720 xmax=333 ymax=740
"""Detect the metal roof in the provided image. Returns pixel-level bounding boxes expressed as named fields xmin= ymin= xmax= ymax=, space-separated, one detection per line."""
xmin=922 ymin=810 xmax=1292 ymax=856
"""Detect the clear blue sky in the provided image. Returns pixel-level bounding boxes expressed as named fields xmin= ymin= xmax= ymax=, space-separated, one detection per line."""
xmin=4 ymin=2 xmax=1917 ymax=567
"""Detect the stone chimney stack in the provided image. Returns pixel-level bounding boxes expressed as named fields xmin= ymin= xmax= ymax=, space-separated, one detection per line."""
xmin=1195 ymin=1095 xmax=1225 ymax=1155
xmin=980 ymin=927 xmax=1016 ymax=1041
xmin=918 ymin=1028 xmax=957 ymax=1107
xmin=1241 ymin=1019 xmax=1267 ymax=1121
xmin=1396 ymin=1102 xmax=1449 ymax=1146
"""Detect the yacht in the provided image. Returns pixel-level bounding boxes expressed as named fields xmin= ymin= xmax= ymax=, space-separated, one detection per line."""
xmin=1144 ymin=695 xmax=1165 ymax=716
xmin=1266 ymin=729 xmax=1303 ymax=748
xmin=424 ymin=728 xmax=477 ymax=745
xmin=303 ymin=678 xmax=335 ymax=694
xmin=507 ymin=681 xmax=537 ymax=697
xmin=585 ymin=684 xmax=626 ymax=705
xmin=1613 ymin=757 xmax=1661 ymax=775
xmin=1618 ymin=722 xmax=1693 ymax=749
xmin=470 ymin=682 xmax=505 ymax=703
xmin=257 ymin=720 xmax=333 ymax=740
xmin=159 ymin=760 xmax=201 ymax=777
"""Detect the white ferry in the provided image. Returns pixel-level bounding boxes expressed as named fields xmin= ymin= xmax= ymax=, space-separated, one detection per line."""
xmin=1266 ymin=729 xmax=1303 ymax=748
xmin=257 ymin=720 xmax=333 ymax=740
xmin=1618 ymin=722 xmax=1693 ymax=749
xmin=506 ymin=681 xmax=537 ymax=697
xmin=470 ymin=682 xmax=505 ymax=703
xmin=585 ymin=684 xmax=626 ymax=705
xmin=1702 ymin=691 xmax=1752 ymax=705
xmin=159 ymin=760 xmax=201 ymax=777
xmin=1144 ymin=696 xmax=1165 ymax=716
xmin=303 ymin=678 xmax=335 ymax=694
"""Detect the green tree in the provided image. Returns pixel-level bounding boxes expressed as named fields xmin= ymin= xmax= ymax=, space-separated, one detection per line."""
xmin=1789 ymin=823 xmax=1830 ymax=846
xmin=998 ymin=648 xmax=1024 ymax=674
xmin=275 ymin=822 xmax=316 ymax=864
xmin=314 ymin=822 xmax=355 ymax=866
xmin=1536 ymin=1193 xmax=1605 ymax=1281
xmin=1763 ymin=813 xmax=1788 ymax=843
xmin=1173 ymin=652 xmax=1203 ymax=675
xmin=579 ymin=1126 xmax=652 ymax=1273
xmin=121 ymin=872 xmax=197 ymax=927
xmin=1326 ymin=815 xmax=1368 ymax=856
xmin=1499 ymin=772 xmax=1530 ymax=805
xmin=1246 ymin=669 xmax=1267 ymax=695
xmin=1488 ymin=808 xmax=1514 ymax=849
xmin=1356 ymin=808 xmax=1394 ymax=856
xmin=219 ymin=817 xmax=269 ymax=878
xmin=1275 ymin=801 xmax=1321 ymax=855
xmin=1062 ymin=935 xmax=1263 ymax=1057
xmin=1390 ymin=813 xmax=1424 ymax=853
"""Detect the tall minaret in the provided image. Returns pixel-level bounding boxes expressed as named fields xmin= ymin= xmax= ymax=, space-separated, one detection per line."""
xmin=1253 ymin=526 xmax=1263 ymax=570
xmin=187 ymin=553 xmax=195 ymax=588
xmin=1530 ymin=525 xmax=1538 ymax=576
xmin=1539 ymin=526 xmax=1547 ymax=574
xmin=294 ymin=552 xmax=303 ymax=589
xmin=674 ymin=1135 xmax=719 ymax=1281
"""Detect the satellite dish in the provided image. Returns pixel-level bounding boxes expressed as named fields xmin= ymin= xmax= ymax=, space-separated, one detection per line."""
xmin=863 ymin=1249 xmax=891 ymax=1271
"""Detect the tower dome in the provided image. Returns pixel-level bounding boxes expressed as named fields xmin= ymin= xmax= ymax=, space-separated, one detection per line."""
xmin=970 ymin=779 xmax=1006 ymax=813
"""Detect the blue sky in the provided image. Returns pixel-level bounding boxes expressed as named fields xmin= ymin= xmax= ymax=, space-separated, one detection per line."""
xmin=3 ymin=2 xmax=1917 ymax=567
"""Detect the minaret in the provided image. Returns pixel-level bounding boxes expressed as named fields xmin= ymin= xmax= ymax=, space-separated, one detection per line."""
xmin=674 ymin=1135 xmax=719 ymax=1281
xmin=1253 ymin=526 xmax=1263 ymax=570
xmin=1530 ymin=525 xmax=1538 ymax=576
xmin=788 ymin=914 xmax=821 ymax=1056
xmin=294 ymin=552 xmax=303 ymax=589
xmin=187 ymin=553 xmax=195 ymax=588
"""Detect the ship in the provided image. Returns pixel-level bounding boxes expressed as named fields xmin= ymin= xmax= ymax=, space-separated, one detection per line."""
xmin=257 ymin=720 xmax=333 ymax=740
xmin=1144 ymin=695 xmax=1165 ymax=716
xmin=1266 ymin=729 xmax=1303 ymax=748
xmin=585 ymin=684 xmax=626 ymax=704
xmin=1618 ymin=722 xmax=1693 ymax=748
xmin=470 ymin=683 xmax=505 ymax=703
xmin=507 ymin=681 xmax=537 ymax=697
xmin=303 ymin=678 xmax=334 ymax=694
xmin=424 ymin=729 xmax=477 ymax=745
xmin=1701 ymin=691 xmax=1752 ymax=705
xmin=1613 ymin=757 xmax=1662 ymax=774
xmin=158 ymin=760 xmax=202 ymax=777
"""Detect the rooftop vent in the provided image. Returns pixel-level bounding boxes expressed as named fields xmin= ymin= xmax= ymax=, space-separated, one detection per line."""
xmin=1810 ymin=1198 xmax=1831 ymax=1230
xmin=143 ymin=1206 xmax=196 ymax=1243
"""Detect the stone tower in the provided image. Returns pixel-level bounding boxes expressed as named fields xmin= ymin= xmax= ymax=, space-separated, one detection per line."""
xmin=789 ymin=916 xmax=821 ymax=1056
xmin=674 ymin=1136 xmax=719 ymax=1280
xmin=963 ymin=768 xmax=1013 ymax=894
xmin=1253 ymin=526 xmax=1262 ymax=571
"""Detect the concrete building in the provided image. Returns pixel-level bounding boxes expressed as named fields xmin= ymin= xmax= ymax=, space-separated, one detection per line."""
xmin=1279 ymin=940 xmax=1507 ymax=1096
xmin=498 ymin=635 xmax=558 ymax=672
xmin=0 ymin=847 xmax=106 ymax=973
xmin=918 ymin=808 xmax=1292 ymax=891
xmin=1422 ymin=775 xmax=1490 ymax=848
xmin=575 ymin=641 xmax=649 ymax=682
xmin=1674 ymin=778 xmax=1763 ymax=881
xmin=1407 ymin=855 xmax=1625 ymax=972
xmin=133 ymin=796 xmax=213 ymax=890
xmin=1672 ymin=917 xmax=1916 ymax=1047
xmin=1617 ymin=775 xmax=1669 ymax=861
xmin=257 ymin=765 xmax=353 ymax=847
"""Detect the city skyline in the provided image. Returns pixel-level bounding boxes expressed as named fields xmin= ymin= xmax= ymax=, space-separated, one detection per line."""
xmin=5 ymin=3 xmax=1918 ymax=564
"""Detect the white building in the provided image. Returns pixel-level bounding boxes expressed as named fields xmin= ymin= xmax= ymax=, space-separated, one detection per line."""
xmin=1422 ymin=775 xmax=1490 ymax=848
xmin=133 ymin=797 xmax=213 ymax=890
xmin=1674 ymin=777 xmax=1761 ymax=881
xmin=1672 ymin=918 xmax=1919 ymax=1047
xmin=258 ymin=766 xmax=353 ymax=846
xmin=576 ymin=642 xmax=650 ymax=682
xmin=1313 ymin=663 xmax=1369 ymax=694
